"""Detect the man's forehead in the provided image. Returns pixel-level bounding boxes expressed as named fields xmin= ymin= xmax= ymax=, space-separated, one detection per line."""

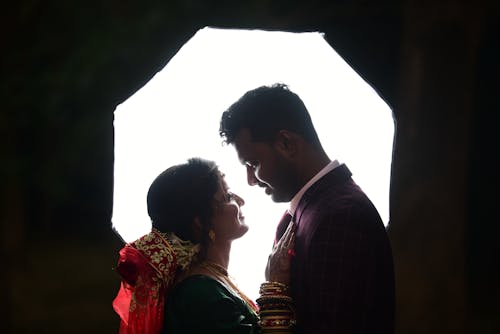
xmin=234 ymin=128 xmax=252 ymax=144
xmin=235 ymin=146 xmax=249 ymax=165
xmin=233 ymin=129 xmax=253 ymax=161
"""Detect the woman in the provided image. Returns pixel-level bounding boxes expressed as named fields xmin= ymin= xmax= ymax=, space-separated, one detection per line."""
xmin=113 ymin=158 xmax=295 ymax=334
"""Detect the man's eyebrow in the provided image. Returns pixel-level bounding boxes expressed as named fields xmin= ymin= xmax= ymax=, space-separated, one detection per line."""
xmin=237 ymin=155 xmax=246 ymax=165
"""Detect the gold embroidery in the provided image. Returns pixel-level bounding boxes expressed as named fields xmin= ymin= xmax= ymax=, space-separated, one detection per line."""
xmin=128 ymin=229 xmax=178 ymax=312
xmin=134 ymin=230 xmax=176 ymax=284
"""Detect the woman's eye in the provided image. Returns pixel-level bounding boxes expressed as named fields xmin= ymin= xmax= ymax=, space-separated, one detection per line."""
xmin=226 ymin=192 xmax=235 ymax=202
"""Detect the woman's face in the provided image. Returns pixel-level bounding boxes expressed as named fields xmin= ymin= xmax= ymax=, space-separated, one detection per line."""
xmin=210 ymin=174 xmax=248 ymax=242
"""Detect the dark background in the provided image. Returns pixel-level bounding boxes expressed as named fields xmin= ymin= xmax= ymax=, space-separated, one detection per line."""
xmin=2 ymin=0 xmax=499 ymax=333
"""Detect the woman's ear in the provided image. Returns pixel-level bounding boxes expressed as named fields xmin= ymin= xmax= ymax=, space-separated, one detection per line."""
xmin=191 ymin=216 xmax=203 ymax=243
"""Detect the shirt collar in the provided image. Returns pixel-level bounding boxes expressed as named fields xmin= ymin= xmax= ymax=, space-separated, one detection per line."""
xmin=289 ymin=160 xmax=340 ymax=216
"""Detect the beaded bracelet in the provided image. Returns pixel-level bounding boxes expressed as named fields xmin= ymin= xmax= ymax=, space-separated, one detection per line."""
xmin=258 ymin=281 xmax=295 ymax=333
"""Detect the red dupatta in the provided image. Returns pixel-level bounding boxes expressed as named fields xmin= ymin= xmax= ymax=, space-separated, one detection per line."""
xmin=113 ymin=229 xmax=178 ymax=334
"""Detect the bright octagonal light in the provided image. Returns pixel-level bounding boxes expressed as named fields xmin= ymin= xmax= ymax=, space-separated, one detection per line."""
xmin=112 ymin=27 xmax=394 ymax=299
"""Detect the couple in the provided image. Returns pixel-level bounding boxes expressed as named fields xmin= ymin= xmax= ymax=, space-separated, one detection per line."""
xmin=113 ymin=84 xmax=395 ymax=334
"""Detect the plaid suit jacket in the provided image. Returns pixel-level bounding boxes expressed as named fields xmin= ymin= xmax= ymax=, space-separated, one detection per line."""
xmin=276 ymin=164 xmax=395 ymax=334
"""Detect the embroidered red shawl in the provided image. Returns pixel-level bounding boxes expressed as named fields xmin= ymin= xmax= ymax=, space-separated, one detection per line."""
xmin=113 ymin=229 xmax=177 ymax=334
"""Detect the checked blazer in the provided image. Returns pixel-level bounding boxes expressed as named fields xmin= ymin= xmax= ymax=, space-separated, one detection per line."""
xmin=275 ymin=164 xmax=395 ymax=334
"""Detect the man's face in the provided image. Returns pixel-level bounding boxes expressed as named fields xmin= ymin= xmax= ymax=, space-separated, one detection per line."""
xmin=233 ymin=128 xmax=297 ymax=203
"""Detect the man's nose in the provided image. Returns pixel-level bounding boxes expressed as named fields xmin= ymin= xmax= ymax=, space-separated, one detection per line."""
xmin=246 ymin=165 xmax=259 ymax=186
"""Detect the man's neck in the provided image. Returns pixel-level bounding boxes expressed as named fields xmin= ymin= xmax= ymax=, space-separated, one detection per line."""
xmin=299 ymin=151 xmax=331 ymax=186
xmin=289 ymin=159 xmax=339 ymax=216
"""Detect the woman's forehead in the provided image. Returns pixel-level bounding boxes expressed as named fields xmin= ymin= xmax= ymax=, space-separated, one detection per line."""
xmin=217 ymin=172 xmax=228 ymax=190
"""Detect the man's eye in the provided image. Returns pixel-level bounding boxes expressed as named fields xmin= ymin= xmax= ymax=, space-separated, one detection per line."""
xmin=246 ymin=161 xmax=258 ymax=169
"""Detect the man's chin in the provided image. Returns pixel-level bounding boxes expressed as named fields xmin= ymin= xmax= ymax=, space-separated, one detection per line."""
xmin=265 ymin=187 xmax=291 ymax=202
xmin=270 ymin=192 xmax=289 ymax=203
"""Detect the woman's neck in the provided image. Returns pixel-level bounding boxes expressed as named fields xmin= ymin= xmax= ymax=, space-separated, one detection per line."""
xmin=205 ymin=240 xmax=232 ymax=269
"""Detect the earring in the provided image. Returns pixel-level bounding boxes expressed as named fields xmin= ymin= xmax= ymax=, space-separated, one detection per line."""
xmin=208 ymin=229 xmax=216 ymax=242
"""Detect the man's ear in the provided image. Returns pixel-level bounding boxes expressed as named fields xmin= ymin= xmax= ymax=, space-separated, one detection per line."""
xmin=275 ymin=130 xmax=297 ymax=157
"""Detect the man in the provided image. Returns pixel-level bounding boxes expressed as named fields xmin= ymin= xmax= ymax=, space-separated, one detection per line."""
xmin=219 ymin=83 xmax=395 ymax=334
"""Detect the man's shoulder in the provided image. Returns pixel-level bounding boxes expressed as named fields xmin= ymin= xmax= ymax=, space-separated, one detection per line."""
xmin=297 ymin=177 xmax=384 ymax=232
xmin=302 ymin=174 xmax=367 ymax=213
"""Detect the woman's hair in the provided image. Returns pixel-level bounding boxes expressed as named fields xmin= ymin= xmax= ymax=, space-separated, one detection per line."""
xmin=146 ymin=157 xmax=220 ymax=258
xmin=219 ymin=83 xmax=321 ymax=147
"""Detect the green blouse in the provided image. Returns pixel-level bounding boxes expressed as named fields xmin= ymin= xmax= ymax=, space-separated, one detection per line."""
xmin=163 ymin=275 xmax=259 ymax=334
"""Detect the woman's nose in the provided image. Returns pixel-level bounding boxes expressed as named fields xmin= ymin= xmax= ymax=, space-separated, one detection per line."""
xmin=233 ymin=193 xmax=245 ymax=206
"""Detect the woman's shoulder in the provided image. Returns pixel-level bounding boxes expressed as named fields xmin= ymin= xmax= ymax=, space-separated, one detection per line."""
xmin=164 ymin=275 xmax=258 ymax=334
xmin=169 ymin=275 xmax=233 ymax=304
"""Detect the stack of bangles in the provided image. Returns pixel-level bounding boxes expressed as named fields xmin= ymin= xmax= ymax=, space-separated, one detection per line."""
xmin=256 ymin=282 xmax=296 ymax=333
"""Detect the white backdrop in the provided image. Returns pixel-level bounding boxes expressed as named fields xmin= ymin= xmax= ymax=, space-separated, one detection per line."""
xmin=112 ymin=27 xmax=394 ymax=300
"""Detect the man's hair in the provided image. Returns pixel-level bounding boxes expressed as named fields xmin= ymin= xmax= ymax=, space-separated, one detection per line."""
xmin=219 ymin=83 xmax=321 ymax=146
